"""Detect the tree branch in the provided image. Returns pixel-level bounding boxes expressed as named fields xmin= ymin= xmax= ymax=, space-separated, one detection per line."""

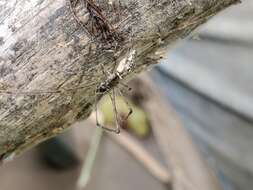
xmin=0 ymin=0 xmax=239 ymax=161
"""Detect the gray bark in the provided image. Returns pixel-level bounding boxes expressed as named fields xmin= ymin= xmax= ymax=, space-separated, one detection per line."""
xmin=0 ymin=0 xmax=239 ymax=161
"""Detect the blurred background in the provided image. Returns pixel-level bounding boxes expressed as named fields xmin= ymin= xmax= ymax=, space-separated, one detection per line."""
xmin=0 ymin=1 xmax=252 ymax=190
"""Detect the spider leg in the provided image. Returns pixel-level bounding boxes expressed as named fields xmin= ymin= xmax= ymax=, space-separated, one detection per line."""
xmin=118 ymin=82 xmax=132 ymax=91
xmin=69 ymin=0 xmax=92 ymax=37
xmin=109 ymin=89 xmax=121 ymax=133
xmin=117 ymin=87 xmax=133 ymax=120
xmin=94 ymin=89 xmax=120 ymax=134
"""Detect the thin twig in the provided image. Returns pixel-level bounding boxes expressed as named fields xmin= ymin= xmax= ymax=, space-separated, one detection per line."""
xmin=108 ymin=130 xmax=171 ymax=184
xmin=141 ymin=76 xmax=222 ymax=190
xmin=77 ymin=127 xmax=103 ymax=189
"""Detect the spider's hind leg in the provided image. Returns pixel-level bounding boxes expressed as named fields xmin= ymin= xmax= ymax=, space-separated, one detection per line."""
xmin=117 ymin=83 xmax=133 ymax=120
xmin=108 ymin=89 xmax=121 ymax=134
xmin=94 ymin=89 xmax=120 ymax=134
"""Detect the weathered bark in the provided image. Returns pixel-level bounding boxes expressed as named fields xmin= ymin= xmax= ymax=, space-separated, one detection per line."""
xmin=0 ymin=0 xmax=239 ymax=161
